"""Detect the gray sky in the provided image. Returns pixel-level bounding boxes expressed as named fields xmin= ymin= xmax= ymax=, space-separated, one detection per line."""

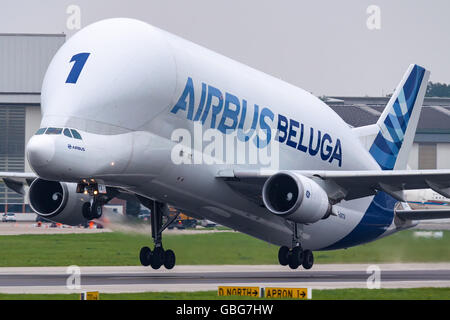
xmin=0 ymin=0 xmax=449 ymax=96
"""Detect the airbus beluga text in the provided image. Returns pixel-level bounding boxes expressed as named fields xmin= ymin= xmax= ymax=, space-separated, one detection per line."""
xmin=5 ymin=18 xmax=450 ymax=271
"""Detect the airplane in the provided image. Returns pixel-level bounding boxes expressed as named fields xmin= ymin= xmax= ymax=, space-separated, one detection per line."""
xmin=3 ymin=17 xmax=450 ymax=271
xmin=404 ymin=189 xmax=450 ymax=206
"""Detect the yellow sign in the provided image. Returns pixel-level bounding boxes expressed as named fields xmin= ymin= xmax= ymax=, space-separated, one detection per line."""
xmin=218 ymin=286 xmax=260 ymax=297
xmin=80 ymin=291 xmax=100 ymax=300
xmin=264 ymin=287 xmax=311 ymax=299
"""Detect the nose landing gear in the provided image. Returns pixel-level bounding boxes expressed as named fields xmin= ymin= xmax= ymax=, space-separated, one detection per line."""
xmin=81 ymin=191 xmax=116 ymax=220
xmin=77 ymin=181 xmax=116 ymax=221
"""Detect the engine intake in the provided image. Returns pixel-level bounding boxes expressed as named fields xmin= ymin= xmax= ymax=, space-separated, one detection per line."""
xmin=29 ymin=178 xmax=91 ymax=225
xmin=262 ymin=172 xmax=332 ymax=224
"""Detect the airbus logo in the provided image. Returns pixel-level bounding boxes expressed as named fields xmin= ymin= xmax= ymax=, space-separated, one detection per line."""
xmin=171 ymin=77 xmax=342 ymax=167
xmin=67 ymin=144 xmax=85 ymax=152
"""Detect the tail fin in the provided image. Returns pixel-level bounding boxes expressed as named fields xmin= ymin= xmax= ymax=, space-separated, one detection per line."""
xmin=356 ymin=64 xmax=430 ymax=170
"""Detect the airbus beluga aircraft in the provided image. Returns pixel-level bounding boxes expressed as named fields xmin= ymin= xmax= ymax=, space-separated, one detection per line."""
xmin=3 ymin=18 xmax=450 ymax=271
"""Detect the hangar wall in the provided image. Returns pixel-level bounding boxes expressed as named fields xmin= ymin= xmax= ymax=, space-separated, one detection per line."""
xmin=0 ymin=34 xmax=65 ymax=210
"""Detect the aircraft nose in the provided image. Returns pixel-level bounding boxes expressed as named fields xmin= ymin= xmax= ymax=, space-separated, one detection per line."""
xmin=26 ymin=135 xmax=56 ymax=170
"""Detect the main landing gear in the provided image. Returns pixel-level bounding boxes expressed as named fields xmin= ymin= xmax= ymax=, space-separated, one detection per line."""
xmin=138 ymin=198 xmax=179 ymax=270
xmin=277 ymin=223 xmax=314 ymax=270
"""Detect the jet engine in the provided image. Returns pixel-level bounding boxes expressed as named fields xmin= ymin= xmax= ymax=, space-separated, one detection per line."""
xmin=262 ymin=172 xmax=332 ymax=224
xmin=28 ymin=178 xmax=91 ymax=225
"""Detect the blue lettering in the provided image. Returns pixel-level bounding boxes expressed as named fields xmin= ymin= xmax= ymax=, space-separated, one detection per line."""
xmin=286 ymin=119 xmax=299 ymax=149
xmin=237 ymin=101 xmax=258 ymax=142
xmin=193 ymin=82 xmax=207 ymax=121
xmin=321 ymin=133 xmax=333 ymax=160
xmin=276 ymin=114 xmax=288 ymax=143
xmin=201 ymin=85 xmax=223 ymax=128
xmin=297 ymin=123 xmax=307 ymax=152
xmin=218 ymin=93 xmax=241 ymax=134
xmin=254 ymin=107 xmax=274 ymax=148
xmin=309 ymin=128 xmax=321 ymax=156
xmin=66 ymin=52 xmax=90 ymax=84
xmin=329 ymin=138 xmax=342 ymax=167
xmin=171 ymin=77 xmax=195 ymax=117
xmin=170 ymin=77 xmax=343 ymax=165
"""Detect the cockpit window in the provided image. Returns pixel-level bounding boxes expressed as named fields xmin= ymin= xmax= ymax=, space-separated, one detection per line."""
xmin=45 ymin=127 xmax=63 ymax=135
xmin=35 ymin=128 xmax=47 ymax=135
xmin=63 ymin=128 xmax=73 ymax=138
xmin=70 ymin=129 xmax=82 ymax=140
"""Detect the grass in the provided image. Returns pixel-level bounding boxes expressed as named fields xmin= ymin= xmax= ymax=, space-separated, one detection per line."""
xmin=314 ymin=229 xmax=450 ymax=264
xmin=0 ymin=229 xmax=449 ymax=267
xmin=0 ymin=288 xmax=450 ymax=300
xmin=312 ymin=288 xmax=450 ymax=300
xmin=1 ymin=230 xmax=448 ymax=301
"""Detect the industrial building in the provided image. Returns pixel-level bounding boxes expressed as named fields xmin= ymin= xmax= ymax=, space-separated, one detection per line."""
xmin=327 ymin=96 xmax=450 ymax=170
xmin=0 ymin=33 xmax=65 ymax=213
xmin=1 ymin=33 xmax=450 ymax=214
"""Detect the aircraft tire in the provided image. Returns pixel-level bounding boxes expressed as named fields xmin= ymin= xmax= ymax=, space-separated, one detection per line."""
xmin=278 ymin=246 xmax=290 ymax=266
xmin=139 ymin=246 xmax=152 ymax=266
xmin=151 ymin=247 xmax=164 ymax=269
xmin=302 ymin=250 xmax=314 ymax=270
xmin=163 ymin=249 xmax=176 ymax=269
xmin=91 ymin=201 xmax=103 ymax=219
xmin=82 ymin=202 xmax=93 ymax=220
xmin=288 ymin=246 xmax=303 ymax=270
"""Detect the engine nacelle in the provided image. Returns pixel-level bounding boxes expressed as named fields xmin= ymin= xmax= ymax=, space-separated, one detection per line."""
xmin=28 ymin=178 xmax=91 ymax=225
xmin=262 ymin=172 xmax=332 ymax=224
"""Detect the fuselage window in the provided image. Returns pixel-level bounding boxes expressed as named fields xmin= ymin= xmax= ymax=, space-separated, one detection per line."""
xmin=35 ymin=128 xmax=47 ymax=135
xmin=63 ymin=128 xmax=73 ymax=138
xmin=45 ymin=127 xmax=63 ymax=135
xmin=70 ymin=129 xmax=82 ymax=140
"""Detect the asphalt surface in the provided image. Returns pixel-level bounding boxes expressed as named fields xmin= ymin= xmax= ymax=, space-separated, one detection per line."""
xmin=1 ymin=264 xmax=449 ymax=293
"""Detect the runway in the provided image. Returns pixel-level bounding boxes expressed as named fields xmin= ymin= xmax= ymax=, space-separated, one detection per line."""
xmin=1 ymin=264 xmax=450 ymax=294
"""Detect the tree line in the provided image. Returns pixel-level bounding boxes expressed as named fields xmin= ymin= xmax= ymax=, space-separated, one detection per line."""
xmin=426 ymin=82 xmax=450 ymax=97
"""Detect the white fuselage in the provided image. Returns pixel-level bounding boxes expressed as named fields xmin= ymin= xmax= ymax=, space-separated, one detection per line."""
xmin=27 ymin=18 xmax=407 ymax=250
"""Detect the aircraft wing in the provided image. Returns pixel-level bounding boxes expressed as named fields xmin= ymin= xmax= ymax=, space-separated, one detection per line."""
xmin=0 ymin=171 xmax=134 ymax=201
xmin=0 ymin=172 xmax=37 ymax=195
xmin=217 ymin=169 xmax=450 ymax=204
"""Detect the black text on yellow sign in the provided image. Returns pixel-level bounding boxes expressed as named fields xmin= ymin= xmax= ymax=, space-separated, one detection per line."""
xmin=80 ymin=291 xmax=100 ymax=300
xmin=218 ymin=286 xmax=260 ymax=297
xmin=264 ymin=287 xmax=311 ymax=299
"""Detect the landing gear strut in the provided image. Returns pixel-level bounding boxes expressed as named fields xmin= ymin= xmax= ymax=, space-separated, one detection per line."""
xmin=138 ymin=197 xmax=178 ymax=270
xmin=278 ymin=222 xmax=314 ymax=270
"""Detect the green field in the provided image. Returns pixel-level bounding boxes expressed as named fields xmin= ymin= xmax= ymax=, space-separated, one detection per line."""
xmin=0 ymin=229 xmax=449 ymax=266
xmin=0 ymin=288 xmax=449 ymax=300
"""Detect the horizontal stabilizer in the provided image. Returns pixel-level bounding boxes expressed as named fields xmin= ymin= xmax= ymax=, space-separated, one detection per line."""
xmin=397 ymin=209 xmax=450 ymax=221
